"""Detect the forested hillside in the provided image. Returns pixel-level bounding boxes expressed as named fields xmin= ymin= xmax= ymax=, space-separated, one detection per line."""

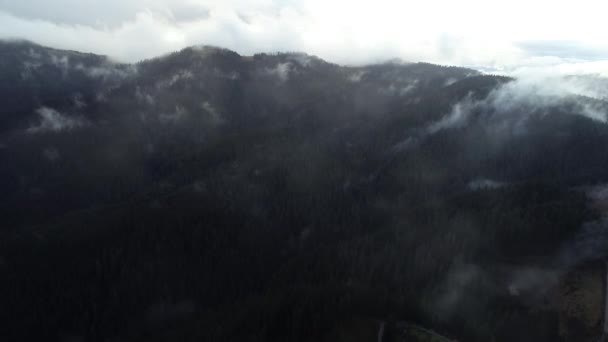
xmin=1 ymin=41 xmax=608 ymax=341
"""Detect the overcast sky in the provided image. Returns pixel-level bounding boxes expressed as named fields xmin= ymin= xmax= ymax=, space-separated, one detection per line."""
xmin=1 ymin=0 xmax=608 ymax=73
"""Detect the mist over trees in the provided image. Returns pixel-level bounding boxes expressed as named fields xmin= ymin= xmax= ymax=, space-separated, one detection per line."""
xmin=1 ymin=41 xmax=608 ymax=341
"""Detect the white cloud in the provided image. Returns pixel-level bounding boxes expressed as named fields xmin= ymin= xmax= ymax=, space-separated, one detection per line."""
xmin=428 ymin=96 xmax=476 ymax=134
xmin=483 ymin=76 xmax=608 ymax=122
xmin=152 ymin=69 xmax=195 ymax=89
xmin=28 ymin=107 xmax=86 ymax=133
xmin=389 ymin=73 xmax=608 ymax=155
xmin=433 ymin=72 xmax=608 ymax=134
xmin=348 ymin=70 xmax=366 ymax=83
xmin=0 ymin=0 xmax=607 ymax=70
xmin=265 ymin=62 xmax=292 ymax=82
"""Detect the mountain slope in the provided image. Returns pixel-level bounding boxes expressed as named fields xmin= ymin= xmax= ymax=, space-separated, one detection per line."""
xmin=1 ymin=41 xmax=608 ymax=342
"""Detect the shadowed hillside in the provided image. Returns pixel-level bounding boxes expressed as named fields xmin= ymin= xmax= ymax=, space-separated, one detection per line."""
xmin=1 ymin=41 xmax=608 ymax=342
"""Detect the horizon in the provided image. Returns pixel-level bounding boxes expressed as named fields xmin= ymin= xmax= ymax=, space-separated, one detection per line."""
xmin=1 ymin=38 xmax=491 ymax=69
xmin=2 ymin=0 xmax=608 ymax=76
xmin=5 ymin=38 xmax=608 ymax=80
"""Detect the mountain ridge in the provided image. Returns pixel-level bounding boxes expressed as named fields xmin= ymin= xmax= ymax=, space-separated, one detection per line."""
xmin=1 ymin=40 xmax=608 ymax=342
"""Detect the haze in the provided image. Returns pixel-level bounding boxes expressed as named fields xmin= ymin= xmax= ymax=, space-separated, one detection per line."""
xmin=1 ymin=0 xmax=608 ymax=74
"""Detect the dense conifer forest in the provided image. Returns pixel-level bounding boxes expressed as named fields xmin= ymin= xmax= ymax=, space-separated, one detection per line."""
xmin=1 ymin=41 xmax=608 ymax=341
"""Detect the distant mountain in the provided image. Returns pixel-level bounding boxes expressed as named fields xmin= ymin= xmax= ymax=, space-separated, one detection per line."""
xmin=1 ymin=41 xmax=608 ymax=342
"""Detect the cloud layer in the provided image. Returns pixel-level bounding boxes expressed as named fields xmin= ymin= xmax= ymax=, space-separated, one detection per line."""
xmin=1 ymin=0 xmax=608 ymax=72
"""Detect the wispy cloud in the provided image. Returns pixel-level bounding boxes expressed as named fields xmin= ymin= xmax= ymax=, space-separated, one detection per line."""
xmin=27 ymin=107 xmax=87 ymax=133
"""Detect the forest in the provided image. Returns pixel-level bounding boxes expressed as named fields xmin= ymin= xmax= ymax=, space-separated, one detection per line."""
xmin=1 ymin=41 xmax=608 ymax=341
